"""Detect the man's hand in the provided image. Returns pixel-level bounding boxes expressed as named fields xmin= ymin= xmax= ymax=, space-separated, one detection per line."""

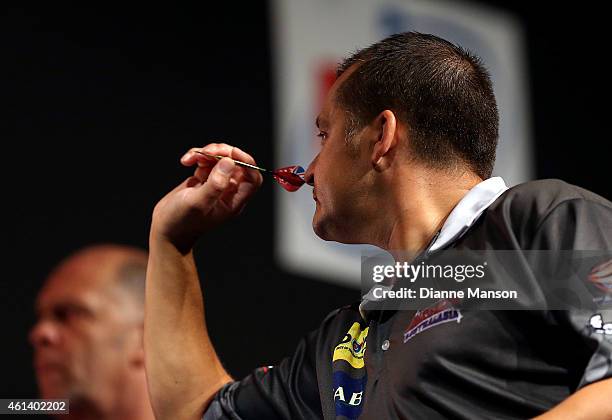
xmin=145 ymin=143 xmax=262 ymax=420
xmin=151 ymin=143 xmax=263 ymax=253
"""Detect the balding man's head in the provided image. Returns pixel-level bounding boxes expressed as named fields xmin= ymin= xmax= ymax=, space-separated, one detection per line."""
xmin=44 ymin=244 xmax=148 ymax=317
xmin=30 ymin=244 xmax=149 ymax=418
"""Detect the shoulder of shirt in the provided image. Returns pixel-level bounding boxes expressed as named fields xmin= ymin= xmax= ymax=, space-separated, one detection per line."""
xmin=488 ymin=178 xmax=612 ymax=220
xmin=323 ymin=302 xmax=361 ymax=319
xmin=318 ymin=302 xmax=362 ymax=327
xmin=455 ymin=179 xmax=612 ymax=249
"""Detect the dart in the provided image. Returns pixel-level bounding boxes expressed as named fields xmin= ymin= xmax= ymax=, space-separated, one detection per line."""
xmin=194 ymin=150 xmax=306 ymax=192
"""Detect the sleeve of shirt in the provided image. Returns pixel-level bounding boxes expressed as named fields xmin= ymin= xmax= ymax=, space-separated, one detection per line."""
xmin=201 ymin=308 xmax=343 ymax=420
xmin=531 ymin=197 xmax=612 ymax=389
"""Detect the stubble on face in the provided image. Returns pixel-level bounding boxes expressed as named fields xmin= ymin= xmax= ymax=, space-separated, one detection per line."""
xmin=311 ymin=110 xmax=373 ymax=241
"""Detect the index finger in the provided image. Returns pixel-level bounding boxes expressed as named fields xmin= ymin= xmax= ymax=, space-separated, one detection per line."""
xmin=201 ymin=144 xmax=263 ymax=185
xmin=201 ymin=143 xmax=259 ymax=166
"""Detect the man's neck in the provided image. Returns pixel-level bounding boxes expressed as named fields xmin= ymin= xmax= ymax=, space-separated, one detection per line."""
xmin=382 ymin=169 xmax=481 ymax=257
xmin=112 ymin=373 xmax=156 ymax=420
xmin=60 ymin=376 xmax=155 ymax=420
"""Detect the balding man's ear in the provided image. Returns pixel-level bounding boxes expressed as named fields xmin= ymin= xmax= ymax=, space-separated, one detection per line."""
xmin=371 ymin=110 xmax=398 ymax=171
xmin=128 ymin=323 xmax=145 ymax=368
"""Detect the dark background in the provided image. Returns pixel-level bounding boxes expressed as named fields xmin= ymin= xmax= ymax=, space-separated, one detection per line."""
xmin=1 ymin=1 xmax=609 ymax=403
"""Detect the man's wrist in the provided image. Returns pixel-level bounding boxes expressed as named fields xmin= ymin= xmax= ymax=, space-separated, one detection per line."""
xmin=149 ymin=226 xmax=196 ymax=257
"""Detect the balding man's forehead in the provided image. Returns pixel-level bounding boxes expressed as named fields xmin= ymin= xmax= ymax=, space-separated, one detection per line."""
xmin=36 ymin=245 xmax=148 ymax=319
xmin=35 ymin=277 xmax=141 ymax=326
xmin=38 ymin=263 xmax=120 ymax=311
xmin=35 ymin=276 xmax=102 ymax=317
xmin=54 ymin=245 xmax=146 ymax=277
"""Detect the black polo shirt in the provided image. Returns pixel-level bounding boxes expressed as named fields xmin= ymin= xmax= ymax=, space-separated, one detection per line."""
xmin=203 ymin=179 xmax=612 ymax=419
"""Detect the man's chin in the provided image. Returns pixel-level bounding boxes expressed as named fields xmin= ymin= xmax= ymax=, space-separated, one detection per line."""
xmin=312 ymin=214 xmax=332 ymax=241
xmin=313 ymin=214 xmax=364 ymax=245
xmin=312 ymin=215 xmax=348 ymax=243
xmin=38 ymin=375 xmax=71 ymax=399
xmin=312 ymin=221 xmax=327 ymax=241
xmin=39 ymin=385 xmax=69 ymax=400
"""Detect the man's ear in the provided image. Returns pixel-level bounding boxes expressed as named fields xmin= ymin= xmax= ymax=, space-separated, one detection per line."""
xmin=371 ymin=110 xmax=398 ymax=171
xmin=128 ymin=323 xmax=145 ymax=368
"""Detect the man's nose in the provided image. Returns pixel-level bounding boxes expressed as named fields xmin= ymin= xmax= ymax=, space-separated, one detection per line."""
xmin=29 ymin=320 xmax=60 ymax=348
xmin=304 ymin=154 xmax=318 ymax=187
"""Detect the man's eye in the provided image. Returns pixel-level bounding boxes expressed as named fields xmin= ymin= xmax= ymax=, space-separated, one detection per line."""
xmin=53 ymin=305 xmax=89 ymax=323
xmin=316 ymin=131 xmax=328 ymax=143
xmin=53 ymin=307 xmax=70 ymax=323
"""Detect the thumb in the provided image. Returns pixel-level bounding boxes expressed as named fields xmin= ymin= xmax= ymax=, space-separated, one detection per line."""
xmin=194 ymin=157 xmax=236 ymax=207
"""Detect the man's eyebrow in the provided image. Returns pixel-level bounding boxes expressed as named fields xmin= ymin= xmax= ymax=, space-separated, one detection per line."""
xmin=35 ymin=300 xmax=94 ymax=318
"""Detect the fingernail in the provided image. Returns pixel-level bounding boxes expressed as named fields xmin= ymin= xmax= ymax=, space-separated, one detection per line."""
xmin=218 ymin=158 xmax=234 ymax=175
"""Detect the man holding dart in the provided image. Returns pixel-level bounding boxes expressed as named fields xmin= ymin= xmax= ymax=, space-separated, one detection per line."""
xmin=144 ymin=32 xmax=612 ymax=420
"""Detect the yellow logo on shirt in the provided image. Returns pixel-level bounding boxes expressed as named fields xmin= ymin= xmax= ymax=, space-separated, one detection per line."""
xmin=333 ymin=322 xmax=369 ymax=369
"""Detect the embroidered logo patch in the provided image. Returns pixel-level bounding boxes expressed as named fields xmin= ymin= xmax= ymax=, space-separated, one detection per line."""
xmin=404 ymin=300 xmax=462 ymax=343
xmin=333 ymin=371 xmax=366 ymax=419
xmin=333 ymin=322 xmax=369 ymax=368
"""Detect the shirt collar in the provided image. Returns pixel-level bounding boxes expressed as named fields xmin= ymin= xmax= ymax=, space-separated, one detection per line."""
xmin=429 ymin=176 xmax=508 ymax=251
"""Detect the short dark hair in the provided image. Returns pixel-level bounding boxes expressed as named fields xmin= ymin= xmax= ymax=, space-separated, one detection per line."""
xmin=336 ymin=32 xmax=498 ymax=179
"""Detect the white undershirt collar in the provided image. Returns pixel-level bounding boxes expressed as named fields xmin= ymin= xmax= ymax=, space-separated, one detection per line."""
xmin=429 ymin=176 xmax=509 ymax=252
